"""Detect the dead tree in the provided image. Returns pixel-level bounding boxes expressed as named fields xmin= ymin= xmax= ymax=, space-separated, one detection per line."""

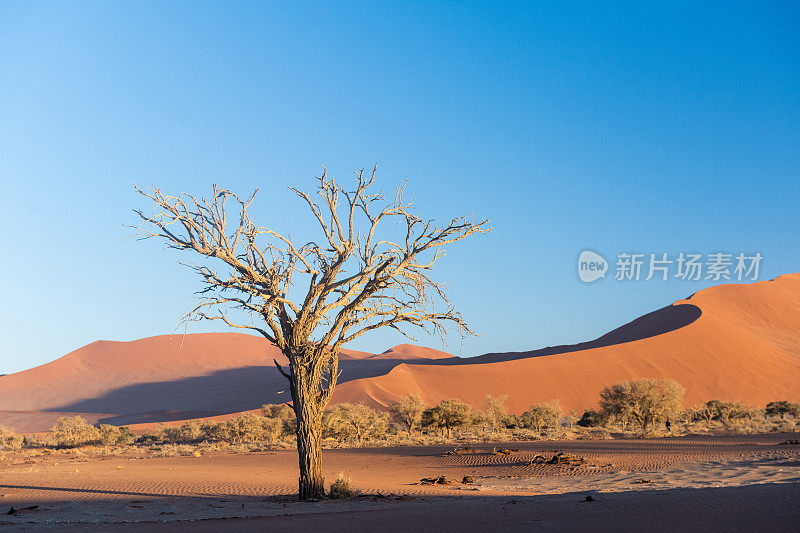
xmin=132 ymin=166 xmax=489 ymax=500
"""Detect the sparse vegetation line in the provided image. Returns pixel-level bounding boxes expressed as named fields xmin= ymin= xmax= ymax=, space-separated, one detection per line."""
xmin=2 ymin=381 xmax=798 ymax=463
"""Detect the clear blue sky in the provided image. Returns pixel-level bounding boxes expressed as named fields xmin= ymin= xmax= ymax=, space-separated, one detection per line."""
xmin=1 ymin=1 xmax=798 ymax=374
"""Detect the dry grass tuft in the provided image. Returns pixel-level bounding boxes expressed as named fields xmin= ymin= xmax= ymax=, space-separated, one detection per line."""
xmin=329 ymin=472 xmax=361 ymax=498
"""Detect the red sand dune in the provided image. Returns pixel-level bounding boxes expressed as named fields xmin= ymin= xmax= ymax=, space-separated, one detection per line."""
xmin=0 ymin=333 xmax=450 ymax=432
xmin=374 ymin=344 xmax=454 ymax=360
xmin=333 ymin=274 xmax=800 ymax=412
xmin=3 ymin=274 xmax=800 ymax=432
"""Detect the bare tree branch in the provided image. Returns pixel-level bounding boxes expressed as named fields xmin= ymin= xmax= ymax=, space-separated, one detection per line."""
xmin=133 ymin=166 xmax=489 ymax=500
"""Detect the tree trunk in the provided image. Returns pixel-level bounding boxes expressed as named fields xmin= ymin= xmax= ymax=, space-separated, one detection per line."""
xmin=289 ymin=359 xmax=326 ymax=500
xmin=295 ymin=405 xmax=324 ymax=500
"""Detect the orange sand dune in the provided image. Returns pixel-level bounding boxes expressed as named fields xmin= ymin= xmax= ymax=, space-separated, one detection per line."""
xmin=0 ymin=333 xmax=451 ymax=432
xmin=334 ymin=274 xmax=800 ymax=412
xmin=373 ymin=344 xmax=455 ymax=360
xmin=4 ymin=274 xmax=800 ymax=432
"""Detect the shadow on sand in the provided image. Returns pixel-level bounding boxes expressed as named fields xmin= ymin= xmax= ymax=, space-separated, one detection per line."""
xmin=433 ymin=303 xmax=702 ymax=365
xmin=1 ymin=480 xmax=797 ymax=532
xmin=38 ymin=304 xmax=701 ymax=424
xmin=40 ymin=358 xmax=414 ymax=424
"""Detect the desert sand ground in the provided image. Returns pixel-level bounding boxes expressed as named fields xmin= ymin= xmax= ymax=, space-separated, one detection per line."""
xmin=1 ymin=433 xmax=799 ymax=531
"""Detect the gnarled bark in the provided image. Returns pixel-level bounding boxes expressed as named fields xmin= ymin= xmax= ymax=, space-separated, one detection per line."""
xmin=287 ymin=348 xmax=330 ymax=500
xmin=294 ymin=395 xmax=324 ymax=499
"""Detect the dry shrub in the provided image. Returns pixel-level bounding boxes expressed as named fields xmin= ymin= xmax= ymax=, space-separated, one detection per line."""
xmin=137 ymin=423 xmax=169 ymax=443
xmin=97 ymin=425 xmax=135 ymax=446
xmin=766 ymin=401 xmax=800 ymax=419
xmin=49 ymin=416 xmax=101 ymax=448
xmin=161 ymin=419 xmax=204 ymax=444
xmin=422 ymin=399 xmax=474 ymax=438
xmin=22 ymin=434 xmax=46 ymax=448
xmin=261 ymin=404 xmax=297 ymax=436
xmin=195 ymin=440 xmax=255 ymax=454
xmin=576 ymin=409 xmax=604 ymax=428
xmin=154 ymin=443 xmax=198 ymax=457
xmin=95 ymin=446 xmax=127 ymax=457
xmin=703 ymin=400 xmax=750 ymax=427
xmin=510 ymin=428 xmax=543 ymax=440
xmin=329 ymin=473 xmax=360 ymax=498
xmin=483 ymin=394 xmax=511 ymax=433
xmin=564 ymin=426 xmax=613 ymax=440
xmin=198 ymin=421 xmax=231 ymax=442
xmin=144 ymin=414 xmax=286 ymax=447
xmin=224 ymin=413 xmax=283 ymax=444
xmin=600 ymin=378 xmax=684 ymax=433
xmin=0 ymin=426 xmax=23 ymax=451
xmin=775 ymin=419 xmax=798 ymax=432
xmin=325 ymin=403 xmax=389 ymax=444
xmin=389 ymin=394 xmax=425 ymax=435
xmin=519 ymin=401 xmax=562 ymax=432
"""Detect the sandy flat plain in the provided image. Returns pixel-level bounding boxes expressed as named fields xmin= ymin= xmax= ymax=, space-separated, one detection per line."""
xmin=1 ymin=433 xmax=799 ymax=531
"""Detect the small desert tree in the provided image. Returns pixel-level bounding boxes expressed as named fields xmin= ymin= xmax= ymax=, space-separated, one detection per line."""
xmin=520 ymin=401 xmax=561 ymax=432
xmin=0 ymin=426 xmax=23 ymax=451
xmin=226 ymin=413 xmax=283 ymax=444
xmin=49 ymin=416 xmax=101 ymax=448
xmin=692 ymin=402 xmax=717 ymax=425
xmin=766 ymin=401 xmax=800 ymax=419
xmin=483 ymin=394 xmax=509 ymax=433
xmin=422 ymin=399 xmax=473 ymax=437
xmin=705 ymin=400 xmax=749 ymax=427
xmin=262 ymin=403 xmax=297 ymax=437
xmin=162 ymin=419 xmax=204 ymax=443
xmin=97 ymin=424 xmax=135 ymax=446
xmin=576 ymin=409 xmax=603 ymax=428
xmin=389 ymin=393 xmax=425 ymax=435
xmin=133 ymin=167 xmax=489 ymax=499
xmin=324 ymin=403 xmax=388 ymax=444
xmin=599 ymin=378 xmax=685 ymax=434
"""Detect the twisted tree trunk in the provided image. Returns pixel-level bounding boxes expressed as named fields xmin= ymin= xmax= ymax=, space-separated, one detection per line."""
xmin=295 ymin=402 xmax=324 ymax=500
xmin=288 ymin=352 xmax=328 ymax=500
